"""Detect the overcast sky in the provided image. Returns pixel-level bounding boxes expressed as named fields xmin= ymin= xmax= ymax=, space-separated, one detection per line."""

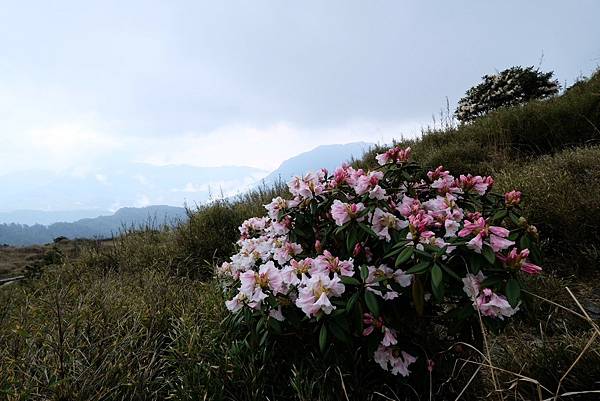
xmin=1 ymin=0 xmax=599 ymax=174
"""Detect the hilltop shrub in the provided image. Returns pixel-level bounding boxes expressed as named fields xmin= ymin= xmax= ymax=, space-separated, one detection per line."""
xmin=455 ymin=66 xmax=559 ymax=123
xmin=219 ymin=146 xmax=542 ymax=378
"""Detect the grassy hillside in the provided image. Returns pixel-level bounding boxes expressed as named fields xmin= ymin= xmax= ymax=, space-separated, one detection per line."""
xmin=1 ymin=71 xmax=600 ymax=400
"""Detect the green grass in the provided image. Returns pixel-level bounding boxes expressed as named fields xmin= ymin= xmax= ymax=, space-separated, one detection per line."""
xmin=2 ymin=71 xmax=600 ymax=400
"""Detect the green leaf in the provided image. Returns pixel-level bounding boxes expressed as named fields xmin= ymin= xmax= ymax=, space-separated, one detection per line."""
xmin=439 ymin=263 xmax=461 ymax=280
xmin=412 ymin=276 xmax=424 ymax=316
xmin=431 ymin=264 xmax=443 ymax=289
xmin=346 ymin=291 xmax=360 ymax=311
xmin=328 ymin=320 xmax=351 ymax=344
xmin=480 ymin=276 xmax=503 ymax=289
xmin=259 ymin=329 xmax=269 ymax=347
xmin=391 ymin=240 xmax=410 ymax=250
xmin=319 ymin=324 xmax=328 ymax=353
xmin=482 ymin=246 xmax=496 ymax=265
xmin=395 ymin=247 xmax=414 ymax=266
xmin=492 ymin=209 xmax=508 ymax=223
xmin=346 ymin=228 xmax=359 ymax=253
xmin=383 ymin=247 xmax=403 ymax=259
xmin=358 ymin=222 xmax=378 ymax=238
xmin=341 ymin=276 xmax=361 ymax=286
xmin=506 ymin=278 xmax=521 ymax=307
xmin=360 ymin=265 xmax=369 ymax=281
xmin=520 ymin=235 xmax=531 ymax=250
xmin=470 ymin=254 xmax=483 ymax=273
xmin=364 ymin=291 xmax=380 ymax=317
xmin=508 ymin=211 xmax=521 ymax=226
xmin=268 ymin=317 xmax=282 ymax=334
xmin=406 ymin=261 xmax=431 ymax=274
xmin=334 ymin=221 xmax=351 ymax=235
xmin=431 ymin=277 xmax=445 ymax=301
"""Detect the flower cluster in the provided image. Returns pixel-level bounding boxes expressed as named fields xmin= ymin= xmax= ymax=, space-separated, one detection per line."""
xmin=455 ymin=66 xmax=559 ymax=122
xmin=219 ymin=146 xmax=541 ymax=377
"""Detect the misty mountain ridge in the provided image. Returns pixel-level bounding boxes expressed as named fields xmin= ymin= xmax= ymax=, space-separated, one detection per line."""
xmin=259 ymin=142 xmax=373 ymax=185
xmin=0 ymin=142 xmax=372 ymax=244
xmin=0 ymin=205 xmax=187 ymax=246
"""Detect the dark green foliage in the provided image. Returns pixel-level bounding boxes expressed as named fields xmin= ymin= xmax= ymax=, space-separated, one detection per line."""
xmin=455 ymin=66 xmax=560 ymax=122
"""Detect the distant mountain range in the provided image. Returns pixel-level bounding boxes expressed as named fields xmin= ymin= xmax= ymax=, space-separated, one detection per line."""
xmin=0 ymin=142 xmax=373 ymax=245
xmin=0 ymin=206 xmax=187 ymax=246
xmin=259 ymin=142 xmax=373 ymax=185
xmin=0 ymin=209 xmax=111 ymax=226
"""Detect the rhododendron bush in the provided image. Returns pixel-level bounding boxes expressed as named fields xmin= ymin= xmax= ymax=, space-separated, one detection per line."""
xmin=218 ymin=146 xmax=542 ymax=377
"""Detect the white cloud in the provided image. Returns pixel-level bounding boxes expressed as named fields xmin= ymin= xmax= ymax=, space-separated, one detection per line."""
xmin=95 ymin=173 xmax=108 ymax=183
xmin=0 ymin=121 xmax=123 ymax=174
xmin=0 ymin=116 xmax=424 ymax=178
xmin=135 ymin=194 xmax=151 ymax=207
xmin=134 ymin=119 xmax=423 ymax=171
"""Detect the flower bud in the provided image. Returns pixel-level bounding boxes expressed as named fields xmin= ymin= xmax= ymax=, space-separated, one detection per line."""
xmin=527 ymin=225 xmax=539 ymax=239
xmin=314 ymin=240 xmax=323 ymax=253
xmin=504 ymin=190 xmax=522 ymax=206
xmin=353 ymin=242 xmax=363 ymax=257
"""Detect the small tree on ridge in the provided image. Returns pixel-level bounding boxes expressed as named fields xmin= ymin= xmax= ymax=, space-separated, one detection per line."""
xmin=455 ymin=66 xmax=560 ymax=123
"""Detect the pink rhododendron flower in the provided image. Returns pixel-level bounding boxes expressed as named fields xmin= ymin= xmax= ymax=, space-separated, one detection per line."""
xmin=225 ymin=291 xmax=246 ymax=312
xmin=457 ymin=174 xmax=493 ymax=196
xmin=427 ymin=166 xmax=450 ymax=181
xmin=239 ymin=217 xmax=269 ymax=238
xmin=430 ymin=171 xmax=461 ymax=195
xmin=216 ymin=261 xmax=236 ymax=279
xmin=365 ymin=265 xmax=399 ymax=300
xmin=475 ymin=288 xmax=518 ymax=319
xmin=281 ymin=258 xmax=314 ymax=285
xmin=397 ymin=195 xmax=422 ymax=218
xmin=269 ymin=216 xmax=292 ymax=235
xmin=462 ymin=272 xmax=486 ymax=299
xmin=332 ymin=165 xmax=350 ymax=186
xmin=497 ymin=248 xmax=542 ymax=275
xmin=368 ymin=185 xmax=387 ymax=200
xmin=288 ymin=171 xmax=325 ymax=199
xmin=330 ymin=200 xmax=365 ymax=226
xmin=374 ymin=345 xmax=417 ymax=376
xmin=264 ymin=196 xmax=288 ymax=220
xmin=422 ymin=194 xmax=464 ymax=237
xmin=240 ymin=261 xmax=284 ymax=296
xmin=504 ymin=190 xmax=522 ymax=206
xmin=295 ymin=273 xmax=345 ymax=317
xmin=458 ymin=217 xmax=514 ymax=253
xmin=375 ymin=146 xmax=411 ymax=166
xmin=406 ymin=211 xmax=436 ymax=242
xmin=364 ymin=264 xmax=412 ymax=300
xmin=274 ymin=241 xmax=303 ymax=265
xmin=313 ymin=250 xmax=354 ymax=276
xmin=371 ymin=208 xmax=408 ymax=241
xmin=363 ymin=313 xmax=398 ymax=346
xmin=269 ymin=306 xmax=285 ymax=321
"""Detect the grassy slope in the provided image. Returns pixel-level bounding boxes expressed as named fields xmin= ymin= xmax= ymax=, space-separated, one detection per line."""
xmin=1 ymin=72 xmax=600 ymax=400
